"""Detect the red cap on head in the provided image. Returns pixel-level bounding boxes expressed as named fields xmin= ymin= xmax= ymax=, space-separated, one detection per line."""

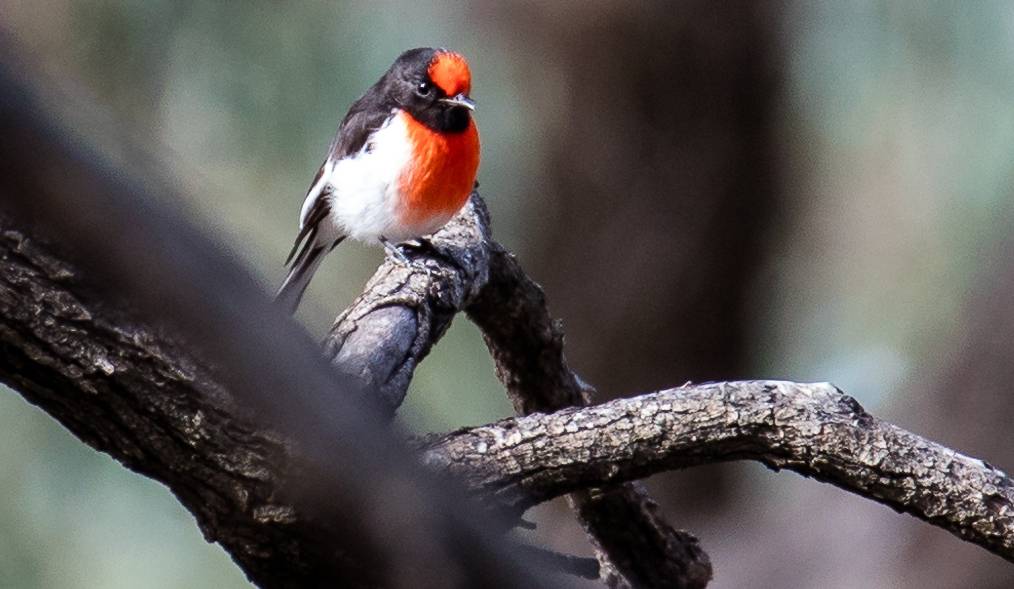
xmin=428 ymin=51 xmax=471 ymax=97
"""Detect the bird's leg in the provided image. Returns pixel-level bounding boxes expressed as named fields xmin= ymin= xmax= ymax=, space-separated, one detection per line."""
xmin=379 ymin=236 xmax=440 ymax=279
xmin=378 ymin=236 xmax=412 ymax=265
xmin=397 ymin=237 xmax=456 ymax=271
xmin=398 ymin=236 xmax=439 ymax=256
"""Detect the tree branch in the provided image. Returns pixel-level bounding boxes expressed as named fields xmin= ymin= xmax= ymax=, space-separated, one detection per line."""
xmin=4 ymin=42 xmax=1010 ymax=589
xmin=0 ymin=58 xmax=553 ymax=589
xmin=322 ymin=196 xmax=712 ymax=588
xmin=420 ymin=380 xmax=1014 ymax=564
xmin=322 ymin=196 xmax=491 ymax=414
xmin=465 ymin=244 xmax=712 ymax=588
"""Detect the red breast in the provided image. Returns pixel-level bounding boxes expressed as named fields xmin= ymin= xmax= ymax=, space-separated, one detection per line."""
xmin=398 ymin=112 xmax=480 ymax=227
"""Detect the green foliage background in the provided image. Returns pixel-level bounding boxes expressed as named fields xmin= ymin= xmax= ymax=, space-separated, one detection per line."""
xmin=3 ymin=2 xmax=1014 ymax=587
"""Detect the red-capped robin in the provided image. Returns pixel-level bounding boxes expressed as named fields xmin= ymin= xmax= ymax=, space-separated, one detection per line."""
xmin=275 ymin=47 xmax=479 ymax=313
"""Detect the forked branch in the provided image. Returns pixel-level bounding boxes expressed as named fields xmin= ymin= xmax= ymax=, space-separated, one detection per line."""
xmin=1 ymin=54 xmax=1011 ymax=589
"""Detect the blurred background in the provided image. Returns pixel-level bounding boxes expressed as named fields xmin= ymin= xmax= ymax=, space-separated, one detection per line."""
xmin=3 ymin=1 xmax=1014 ymax=587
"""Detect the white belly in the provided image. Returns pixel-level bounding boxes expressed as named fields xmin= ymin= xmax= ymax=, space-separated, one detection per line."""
xmin=300 ymin=111 xmax=422 ymax=244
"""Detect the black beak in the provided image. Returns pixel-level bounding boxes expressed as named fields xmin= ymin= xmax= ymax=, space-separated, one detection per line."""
xmin=439 ymin=93 xmax=476 ymax=111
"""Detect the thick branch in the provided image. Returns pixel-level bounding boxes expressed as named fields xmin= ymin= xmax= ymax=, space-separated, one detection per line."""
xmin=0 ymin=59 xmax=550 ymax=589
xmin=9 ymin=41 xmax=1010 ymax=589
xmin=465 ymin=245 xmax=712 ymax=588
xmin=421 ymin=380 xmax=1014 ymax=564
xmin=322 ymin=197 xmax=491 ymax=414
xmin=322 ymin=196 xmax=711 ymax=588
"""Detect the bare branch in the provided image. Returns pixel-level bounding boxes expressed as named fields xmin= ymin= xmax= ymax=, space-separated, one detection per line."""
xmin=420 ymin=380 xmax=1014 ymax=564
xmin=323 ymin=196 xmax=712 ymax=588
xmin=322 ymin=197 xmax=491 ymax=414
xmin=465 ymin=244 xmax=712 ymax=589
xmin=0 ymin=57 xmax=552 ymax=589
xmin=7 ymin=37 xmax=1010 ymax=589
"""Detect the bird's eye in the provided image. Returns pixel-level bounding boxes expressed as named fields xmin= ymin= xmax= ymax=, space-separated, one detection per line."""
xmin=416 ymin=81 xmax=433 ymax=97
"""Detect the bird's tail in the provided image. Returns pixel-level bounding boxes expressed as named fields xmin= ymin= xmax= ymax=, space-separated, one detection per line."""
xmin=275 ymin=245 xmax=326 ymax=315
xmin=274 ymin=236 xmax=343 ymax=314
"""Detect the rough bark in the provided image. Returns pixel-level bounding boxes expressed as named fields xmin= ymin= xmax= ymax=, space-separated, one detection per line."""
xmin=0 ymin=62 xmax=551 ymax=589
xmin=753 ymin=237 xmax=1014 ymax=589
xmin=419 ymin=380 xmax=1014 ymax=564
xmin=322 ymin=197 xmax=712 ymax=588
xmin=880 ymin=236 xmax=1014 ymax=588
xmin=466 ymin=246 xmax=711 ymax=588
xmin=3 ymin=38 xmax=1012 ymax=589
xmin=0 ymin=220 xmax=333 ymax=587
xmin=476 ymin=1 xmax=785 ymax=535
xmin=322 ymin=196 xmax=492 ymax=414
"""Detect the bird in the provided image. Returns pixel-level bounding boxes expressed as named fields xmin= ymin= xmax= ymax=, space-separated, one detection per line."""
xmin=275 ymin=47 xmax=480 ymax=313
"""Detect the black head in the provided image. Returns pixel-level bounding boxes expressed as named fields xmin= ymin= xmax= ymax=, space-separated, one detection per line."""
xmin=380 ymin=47 xmax=475 ymax=133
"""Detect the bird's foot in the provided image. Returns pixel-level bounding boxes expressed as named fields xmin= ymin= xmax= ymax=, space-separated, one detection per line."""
xmin=379 ymin=237 xmax=440 ymax=280
xmin=379 ymin=236 xmax=413 ymax=265
xmin=399 ymin=237 xmax=443 ymax=257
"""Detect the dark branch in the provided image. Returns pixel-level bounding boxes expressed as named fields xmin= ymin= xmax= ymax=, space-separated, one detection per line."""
xmin=322 ymin=197 xmax=491 ymax=414
xmin=465 ymin=243 xmax=712 ymax=589
xmin=0 ymin=55 xmax=551 ymax=589
xmin=322 ymin=196 xmax=712 ymax=588
xmin=5 ymin=36 xmax=1011 ymax=589
xmin=420 ymin=380 xmax=1014 ymax=564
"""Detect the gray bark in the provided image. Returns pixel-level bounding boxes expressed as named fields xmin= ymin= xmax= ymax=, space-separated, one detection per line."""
xmin=322 ymin=196 xmax=712 ymax=589
xmin=421 ymin=380 xmax=1014 ymax=564
xmin=0 ymin=64 xmax=551 ymax=589
xmin=1 ymin=49 xmax=1012 ymax=589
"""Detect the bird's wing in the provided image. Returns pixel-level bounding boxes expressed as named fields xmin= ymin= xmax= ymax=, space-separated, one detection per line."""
xmin=328 ymin=95 xmax=396 ymax=160
xmin=277 ymin=165 xmax=343 ymax=312
xmin=284 ymin=92 xmax=395 ymax=265
xmin=282 ymin=160 xmax=333 ymax=266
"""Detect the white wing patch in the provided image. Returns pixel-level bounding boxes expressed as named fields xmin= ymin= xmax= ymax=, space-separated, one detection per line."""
xmin=301 ymin=111 xmax=415 ymax=243
xmin=299 ymin=161 xmax=334 ymax=229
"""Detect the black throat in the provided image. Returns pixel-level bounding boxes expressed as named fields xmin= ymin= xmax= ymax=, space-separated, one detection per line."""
xmin=408 ymin=104 xmax=471 ymax=133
